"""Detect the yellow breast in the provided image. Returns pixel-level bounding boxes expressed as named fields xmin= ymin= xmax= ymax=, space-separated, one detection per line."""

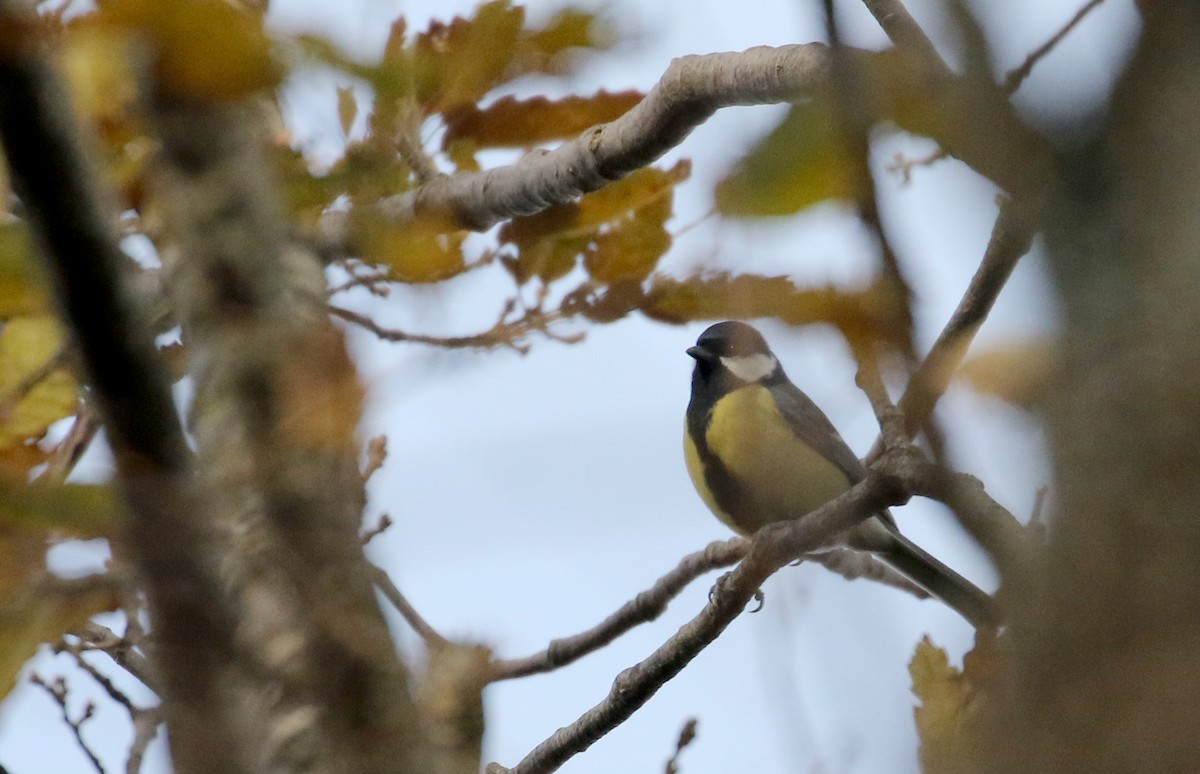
xmin=686 ymin=385 xmax=853 ymax=535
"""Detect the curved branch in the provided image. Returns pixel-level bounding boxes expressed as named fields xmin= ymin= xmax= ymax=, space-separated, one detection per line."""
xmin=488 ymin=538 xmax=747 ymax=682
xmin=321 ymin=43 xmax=1048 ymax=245
xmin=488 ymin=452 xmax=916 ymax=774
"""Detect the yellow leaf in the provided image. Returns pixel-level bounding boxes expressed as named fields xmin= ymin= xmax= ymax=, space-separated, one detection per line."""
xmin=910 ymin=636 xmax=983 ymax=774
xmin=0 ymin=316 xmax=76 ymax=451
xmin=584 ymin=196 xmax=672 ymax=283
xmin=499 ymin=162 xmax=688 ymax=285
xmin=957 ymin=340 xmax=1056 ymax=408
xmin=643 ymin=273 xmax=901 ymax=349
xmin=98 ymin=0 xmax=280 ymax=102
xmin=0 ymin=223 xmax=50 ymax=319
xmin=0 ymin=481 xmax=118 ymax=539
xmin=715 ymin=100 xmax=860 ymax=217
xmin=0 ymin=528 xmax=117 ymax=697
xmin=352 ymin=211 xmax=467 ymax=284
xmin=415 ymin=1 xmax=525 ymax=113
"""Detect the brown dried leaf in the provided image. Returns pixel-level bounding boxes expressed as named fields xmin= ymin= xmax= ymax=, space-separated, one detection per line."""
xmin=414 ymin=1 xmax=525 ymax=113
xmin=644 ymin=273 xmax=899 ymax=348
xmin=443 ymin=91 xmax=643 ymax=149
xmin=500 ymin=162 xmax=688 ymax=285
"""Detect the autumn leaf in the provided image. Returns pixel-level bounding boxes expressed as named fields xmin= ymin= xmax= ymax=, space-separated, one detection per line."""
xmin=643 ymin=273 xmax=902 ymax=350
xmin=0 ymin=478 xmax=121 ymax=697
xmin=957 ymin=340 xmax=1056 ymax=408
xmin=715 ymin=99 xmax=861 ymax=217
xmin=351 ymin=210 xmax=467 ymax=284
xmin=0 ymin=223 xmax=50 ymax=319
xmin=337 ymin=86 xmax=358 ymax=137
xmin=442 ymin=91 xmax=643 ymax=149
xmin=584 ymin=196 xmax=672 ymax=283
xmin=516 ymin=7 xmax=615 ymax=75
xmin=413 ymin=1 xmax=525 ymax=113
xmin=911 ymin=636 xmax=979 ymax=774
xmin=0 ymin=316 xmax=77 ymax=455
xmin=96 ymin=0 xmax=280 ymax=102
xmin=500 ymin=162 xmax=687 ymax=285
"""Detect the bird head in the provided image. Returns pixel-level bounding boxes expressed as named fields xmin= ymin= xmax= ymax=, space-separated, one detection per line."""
xmin=687 ymin=321 xmax=780 ymax=387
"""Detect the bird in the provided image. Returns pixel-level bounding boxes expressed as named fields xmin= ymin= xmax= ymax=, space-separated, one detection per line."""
xmin=684 ymin=320 xmax=999 ymax=628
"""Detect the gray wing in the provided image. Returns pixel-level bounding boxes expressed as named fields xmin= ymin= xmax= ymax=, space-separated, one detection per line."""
xmin=768 ymin=380 xmax=868 ymax=483
xmin=768 ymin=380 xmax=902 ymax=534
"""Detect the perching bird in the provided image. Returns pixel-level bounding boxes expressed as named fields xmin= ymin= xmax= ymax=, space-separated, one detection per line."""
xmin=684 ymin=320 xmax=998 ymax=628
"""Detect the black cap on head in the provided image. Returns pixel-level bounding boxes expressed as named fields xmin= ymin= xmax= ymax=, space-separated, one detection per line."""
xmin=690 ymin=321 xmax=770 ymax=359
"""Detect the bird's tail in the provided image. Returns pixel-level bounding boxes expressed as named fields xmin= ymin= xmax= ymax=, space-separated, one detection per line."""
xmin=877 ymin=533 xmax=1001 ymax=629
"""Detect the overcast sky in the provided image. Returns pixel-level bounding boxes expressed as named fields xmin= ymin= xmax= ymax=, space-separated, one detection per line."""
xmin=0 ymin=1 xmax=1140 ymax=772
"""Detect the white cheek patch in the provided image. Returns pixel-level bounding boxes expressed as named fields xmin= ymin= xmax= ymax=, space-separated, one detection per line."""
xmin=720 ymin=353 xmax=777 ymax=382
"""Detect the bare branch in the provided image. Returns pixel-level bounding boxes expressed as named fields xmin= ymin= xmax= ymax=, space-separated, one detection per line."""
xmin=30 ymin=673 xmax=106 ymax=774
xmin=330 ymin=302 xmax=579 ymax=352
xmin=909 ymin=467 xmax=1034 ymax=585
xmin=487 ymin=451 xmax=916 ymax=774
xmin=488 ymin=538 xmax=747 ymax=682
xmin=360 ymin=513 xmax=393 ymax=545
xmin=371 ymin=564 xmax=450 ymax=649
xmin=65 ymin=621 xmax=157 ymax=694
xmin=663 ymin=718 xmax=698 ymax=774
xmin=866 ymin=200 xmax=1036 ymax=463
xmin=1002 ymin=0 xmax=1109 ymax=94
xmin=858 ymin=0 xmax=949 ymax=73
xmin=0 ymin=18 xmax=242 ymax=770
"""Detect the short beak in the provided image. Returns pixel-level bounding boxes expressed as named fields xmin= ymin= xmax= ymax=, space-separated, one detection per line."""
xmin=686 ymin=345 xmax=714 ymax=363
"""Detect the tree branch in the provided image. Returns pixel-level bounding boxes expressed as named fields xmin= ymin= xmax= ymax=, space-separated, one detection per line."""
xmin=321 ymin=44 xmax=1048 ymax=243
xmin=488 ymin=538 xmax=747 ymax=682
xmin=0 ymin=8 xmax=245 ymax=772
xmin=866 ymin=200 xmax=1036 ymax=463
xmin=487 ymin=450 xmax=919 ymax=774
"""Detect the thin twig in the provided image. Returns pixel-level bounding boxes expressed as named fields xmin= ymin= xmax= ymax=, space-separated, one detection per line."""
xmin=866 ymin=200 xmax=1035 ymax=463
xmin=125 ymin=706 xmax=164 ymax=774
xmin=370 ymin=564 xmax=449 ymax=649
xmin=663 ymin=718 xmax=698 ymax=774
xmin=488 ymin=538 xmax=748 ymax=682
xmin=30 ymin=673 xmax=106 ymax=774
xmin=886 ymin=148 xmax=948 ymax=185
xmin=35 ymin=400 xmax=100 ymax=485
xmin=66 ymin=621 xmax=157 ymax=693
xmin=361 ymin=435 xmax=388 ymax=481
xmin=360 ymin=513 xmax=393 ymax=545
xmin=330 ymin=303 xmax=580 ymax=352
xmin=1002 ymin=0 xmax=1108 ymax=94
